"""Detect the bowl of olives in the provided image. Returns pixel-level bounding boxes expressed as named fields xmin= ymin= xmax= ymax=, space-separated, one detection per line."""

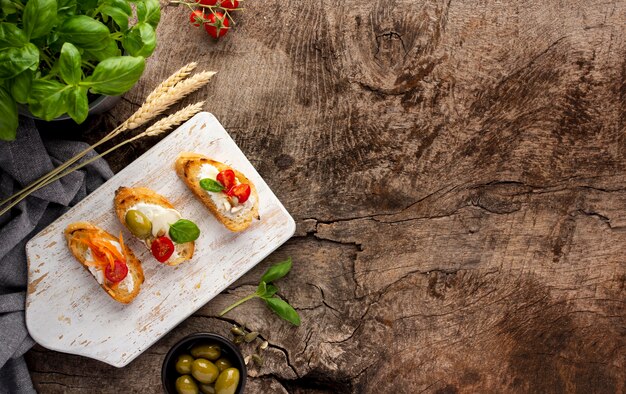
xmin=162 ymin=333 xmax=246 ymax=394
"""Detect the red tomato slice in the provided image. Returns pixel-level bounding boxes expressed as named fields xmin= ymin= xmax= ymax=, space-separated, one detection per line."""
xmin=105 ymin=260 xmax=129 ymax=283
xmin=227 ymin=183 xmax=251 ymax=203
xmin=216 ymin=169 xmax=236 ymax=190
xmin=151 ymin=236 xmax=175 ymax=263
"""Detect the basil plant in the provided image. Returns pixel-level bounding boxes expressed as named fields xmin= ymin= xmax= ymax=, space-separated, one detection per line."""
xmin=0 ymin=0 xmax=161 ymax=140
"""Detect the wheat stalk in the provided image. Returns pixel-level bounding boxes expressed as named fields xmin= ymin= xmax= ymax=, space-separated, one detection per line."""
xmin=123 ymin=70 xmax=216 ymax=130
xmin=144 ymin=62 xmax=198 ymax=105
xmin=0 ymin=101 xmax=206 ymax=217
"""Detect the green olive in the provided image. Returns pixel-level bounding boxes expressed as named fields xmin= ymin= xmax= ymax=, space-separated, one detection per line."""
xmin=214 ymin=368 xmax=240 ymax=394
xmin=125 ymin=209 xmax=152 ymax=239
xmin=198 ymin=383 xmax=216 ymax=394
xmin=191 ymin=358 xmax=219 ymax=384
xmin=175 ymin=375 xmax=199 ymax=394
xmin=190 ymin=344 xmax=221 ymax=361
xmin=214 ymin=357 xmax=232 ymax=372
xmin=175 ymin=354 xmax=194 ymax=374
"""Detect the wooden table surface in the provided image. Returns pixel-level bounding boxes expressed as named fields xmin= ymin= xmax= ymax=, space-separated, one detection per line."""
xmin=25 ymin=0 xmax=626 ymax=393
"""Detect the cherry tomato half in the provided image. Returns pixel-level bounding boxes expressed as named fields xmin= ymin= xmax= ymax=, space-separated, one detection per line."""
xmin=220 ymin=0 xmax=239 ymax=10
xmin=204 ymin=12 xmax=230 ymax=39
xmin=151 ymin=236 xmax=175 ymax=263
xmin=227 ymin=183 xmax=251 ymax=203
xmin=189 ymin=10 xmax=205 ymax=26
xmin=105 ymin=260 xmax=129 ymax=283
xmin=216 ymin=169 xmax=236 ymax=190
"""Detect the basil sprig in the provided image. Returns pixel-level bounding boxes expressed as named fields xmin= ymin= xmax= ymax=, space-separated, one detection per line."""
xmin=219 ymin=258 xmax=301 ymax=326
xmin=199 ymin=178 xmax=225 ymax=192
xmin=168 ymin=219 xmax=200 ymax=244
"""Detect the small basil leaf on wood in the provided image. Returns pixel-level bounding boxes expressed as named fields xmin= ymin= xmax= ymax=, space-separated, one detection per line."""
xmin=200 ymin=178 xmax=225 ymax=192
xmin=168 ymin=219 xmax=200 ymax=243
xmin=264 ymin=297 xmax=301 ymax=326
xmin=23 ymin=0 xmax=57 ymax=39
xmin=0 ymin=86 xmax=18 ymax=141
xmin=260 ymin=258 xmax=293 ymax=284
xmin=136 ymin=0 xmax=161 ymax=28
xmin=59 ymin=42 xmax=81 ymax=85
xmin=0 ymin=43 xmax=39 ymax=79
xmin=122 ymin=22 xmax=156 ymax=57
xmin=10 ymin=69 xmax=33 ymax=104
xmin=57 ymin=15 xmax=110 ymax=50
xmin=66 ymin=86 xmax=88 ymax=123
xmin=256 ymin=281 xmax=267 ymax=295
xmin=83 ymin=56 xmax=144 ymax=95
xmin=264 ymin=284 xmax=279 ymax=298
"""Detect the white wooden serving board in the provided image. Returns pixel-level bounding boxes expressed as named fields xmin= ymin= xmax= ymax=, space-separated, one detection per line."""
xmin=25 ymin=112 xmax=295 ymax=367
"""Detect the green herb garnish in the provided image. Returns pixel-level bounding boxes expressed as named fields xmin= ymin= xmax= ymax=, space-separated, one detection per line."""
xmin=219 ymin=258 xmax=301 ymax=326
xmin=168 ymin=219 xmax=200 ymax=243
xmin=199 ymin=178 xmax=225 ymax=192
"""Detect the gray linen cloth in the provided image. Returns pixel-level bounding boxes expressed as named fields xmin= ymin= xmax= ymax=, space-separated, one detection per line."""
xmin=0 ymin=118 xmax=113 ymax=393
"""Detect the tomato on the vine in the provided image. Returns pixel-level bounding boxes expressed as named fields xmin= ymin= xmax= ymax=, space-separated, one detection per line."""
xmin=197 ymin=0 xmax=218 ymax=5
xmin=227 ymin=183 xmax=251 ymax=203
xmin=189 ymin=10 xmax=205 ymax=26
xmin=105 ymin=260 xmax=129 ymax=283
xmin=151 ymin=236 xmax=175 ymax=263
xmin=220 ymin=0 xmax=239 ymax=10
xmin=204 ymin=11 xmax=230 ymax=39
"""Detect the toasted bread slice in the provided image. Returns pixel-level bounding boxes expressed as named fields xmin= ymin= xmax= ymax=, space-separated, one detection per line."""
xmin=64 ymin=222 xmax=144 ymax=304
xmin=175 ymin=152 xmax=260 ymax=232
xmin=114 ymin=186 xmax=195 ymax=266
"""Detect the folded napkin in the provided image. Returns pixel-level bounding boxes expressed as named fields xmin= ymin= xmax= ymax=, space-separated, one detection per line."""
xmin=0 ymin=118 xmax=113 ymax=393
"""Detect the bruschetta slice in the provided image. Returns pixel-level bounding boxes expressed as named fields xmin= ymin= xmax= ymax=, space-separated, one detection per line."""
xmin=175 ymin=153 xmax=260 ymax=232
xmin=65 ymin=222 xmax=144 ymax=304
xmin=114 ymin=187 xmax=198 ymax=266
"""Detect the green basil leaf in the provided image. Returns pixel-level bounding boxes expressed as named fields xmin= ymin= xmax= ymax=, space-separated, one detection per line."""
xmin=260 ymin=258 xmax=293 ymax=284
xmin=27 ymin=79 xmax=71 ymax=121
xmin=10 ymin=69 xmax=33 ymax=104
xmin=0 ymin=1 xmax=19 ymax=18
xmin=0 ymin=43 xmax=39 ymax=79
xmin=59 ymin=42 xmax=81 ymax=85
xmin=256 ymin=281 xmax=267 ymax=295
xmin=78 ymin=0 xmax=98 ymax=11
xmin=82 ymin=55 xmax=144 ymax=95
xmin=66 ymin=85 xmax=88 ymax=123
xmin=168 ymin=219 xmax=200 ymax=243
xmin=264 ymin=284 xmax=279 ymax=298
xmin=0 ymin=23 xmax=28 ymax=48
xmin=0 ymin=85 xmax=18 ymax=141
xmin=83 ymin=37 xmax=120 ymax=62
xmin=99 ymin=0 xmax=132 ymax=31
xmin=57 ymin=0 xmax=77 ymax=18
xmin=199 ymin=178 xmax=225 ymax=192
xmin=264 ymin=297 xmax=301 ymax=326
xmin=136 ymin=0 xmax=160 ymax=28
xmin=57 ymin=15 xmax=110 ymax=50
xmin=23 ymin=0 xmax=57 ymax=39
xmin=122 ymin=22 xmax=156 ymax=57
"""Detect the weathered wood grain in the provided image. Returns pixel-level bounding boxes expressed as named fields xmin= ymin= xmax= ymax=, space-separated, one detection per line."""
xmin=27 ymin=0 xmax=626 ymax=392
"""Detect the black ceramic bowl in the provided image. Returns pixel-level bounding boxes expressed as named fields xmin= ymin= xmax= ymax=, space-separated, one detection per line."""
xmin=162 ymin=333 xmax=247 ymax=394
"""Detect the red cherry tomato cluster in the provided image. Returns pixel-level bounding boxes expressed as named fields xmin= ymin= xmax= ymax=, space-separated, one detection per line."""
xmin=188 ymin=0 xmax=241 ymax=39
xmin=216 ymin=169 xmax=251 ymax=203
